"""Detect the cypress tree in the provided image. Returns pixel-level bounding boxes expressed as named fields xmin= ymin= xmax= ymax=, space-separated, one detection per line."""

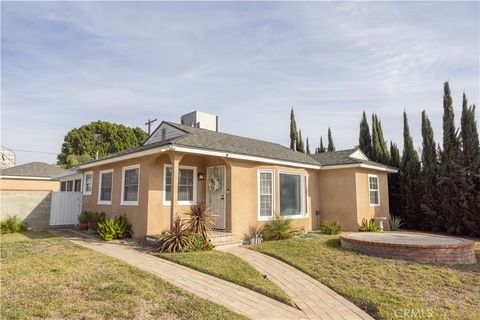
xmin=376 ymin=117 xmax=391 ymax=164
xmin=420 ymin=110 xmax=440 ymax=230
xmin=290 ymin=108 xmax=298 ymax=150
xmin=327 ymin=128 xmax=335 ymax=152
xmin=359 ymin=111 xmax=373 ymax=159
xmin=399 ymin=111 xmax=421 ymax=228
xmin=297 ymin=129 xmax=305 ymax=153
xmin=371 ymin=114 xmax=380 ymax=162
xmin=306 ymin=137 xmax=311 ymax=155
xmin=438 ymin=81 xmax=468 ymax=234
xmin=319 ymin=137 xmax=326 ymax=153
xmin=388 ymin=142 xmax=401 ymax=218
xmin=460 ymin=94 xmax=480 ymax=235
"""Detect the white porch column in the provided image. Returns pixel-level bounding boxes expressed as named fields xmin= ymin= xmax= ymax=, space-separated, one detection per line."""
xmin=168 ymin=152 xmax=184 ymax=228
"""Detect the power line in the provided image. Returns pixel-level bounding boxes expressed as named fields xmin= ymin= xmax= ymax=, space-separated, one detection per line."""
xmin=10 ymin=149 xmax=57 ymax=155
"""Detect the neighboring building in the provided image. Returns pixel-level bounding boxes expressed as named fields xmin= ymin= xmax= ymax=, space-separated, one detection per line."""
xmin=0 ymin=162 xmax=65 ymax=191
xmin=76 ymin=112 xmax=397 ymax=239
xmin=0 ymin=162 xmax=66 ymax=229
xmin=0 ymin=146 xmax=16 ymax=169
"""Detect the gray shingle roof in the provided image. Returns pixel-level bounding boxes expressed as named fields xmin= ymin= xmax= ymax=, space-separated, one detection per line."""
xmin=1 ymin=162 xmax=66 ymax=178
xmin=310 ymin=149 xmax=397 ymax=170
xmin=78 ymin=121 xmax=320 ymax=167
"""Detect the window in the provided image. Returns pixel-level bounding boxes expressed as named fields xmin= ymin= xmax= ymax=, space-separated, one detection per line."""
xmin=121 ymin=165 xmax=140 ymax=205
xmin=279 ymin=172 xmax=306 ymax=217
xmin=98 ymin=170 xmax=113 ymax=204
xmin=74 ymin=179 xmax=82 ymax=192
xmin=163 ymin=165 xmax=196 ymax=205
xmin=66 ymin=180 xmax=73 ymax=192
xmin=60 ymin=181 xmax=67 ymax=191
xmin=368 ymin=174 xmax=380 ymax=206
xmin=258 ymin=170 xmax=274 ymax=220
xmin=84 ymin=172 xmax=93 ymax=195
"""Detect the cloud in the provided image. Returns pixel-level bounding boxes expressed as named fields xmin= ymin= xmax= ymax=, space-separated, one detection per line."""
xmin=1 ymin=1 xmax=478 ymax=164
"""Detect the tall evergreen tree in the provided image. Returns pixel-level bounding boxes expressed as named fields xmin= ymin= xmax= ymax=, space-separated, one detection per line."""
xmin=388 ymin=142 xmax=402 ymax=218
xmin=419 ymin=110 xmax=440 ymax=230
xmin=399 ymin=111 xmax=421 ymax=228
xmin=460 ymin=93 xmax=480 ymax=235
xmin=438 ymin=81 xmax=468 ymax=234
xmin=371 ymin=114 xmax=390 ymax=164
xmin=306 ymin=137 xmax=311 ymax=155
xmin=359 ymin=111 xmax=373 ymax=159
xmin=297 ymin=129 xmax=305 ymax=153
xmin=327 ymin=128 xmax=335 ymax=152
xmin=371 ymin=114 xmax=379 ymax=162
xmin=290 ymin=108 xmax=298 ymax=150
xmin=318 ymin=137 xmax=326 ymax=153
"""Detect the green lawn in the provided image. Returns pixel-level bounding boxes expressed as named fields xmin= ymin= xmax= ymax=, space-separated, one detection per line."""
xmin=252 ymin=235 xmax=480 ymax=320
xmin=157 ymin=251 xmax=293 ymax=306
xmin=1 ymin=232 xmax=246 ymax=320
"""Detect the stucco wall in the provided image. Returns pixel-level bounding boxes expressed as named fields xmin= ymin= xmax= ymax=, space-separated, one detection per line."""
xmin=317 ymin=168 xmax=359 ymax=231
xmin=355 ymin=169 xmax=390 ymax=230
xmin=0 ymin=190 xmax=52 ymax=229
xmin=0 ymin=178 xmax=59 ymax=191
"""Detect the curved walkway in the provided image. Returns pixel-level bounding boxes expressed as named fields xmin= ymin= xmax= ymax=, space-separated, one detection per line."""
xmin=221 ymin=246 xmax=373 ymax=320
xmin=52 ymin=230 xmax=306 ymax=320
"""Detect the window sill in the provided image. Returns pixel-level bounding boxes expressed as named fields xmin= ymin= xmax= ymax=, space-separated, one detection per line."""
xmin=83 ymin=192 xmax=92 ymax=196
xmin=163 ymin=201 xmax=196 ymax=206
xmin=369 ymin=203 xmax=381 ymax=207
xmin=258 ymin=214 xmax=309 ymax=221
xmin=97 ymin=201 xmax=112 ymax=205
xmin=120 ymin=201 xmax=138 ymax=206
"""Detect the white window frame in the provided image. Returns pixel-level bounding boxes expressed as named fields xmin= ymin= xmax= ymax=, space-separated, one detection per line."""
xmin=163 ymin=164 xmax=197 ymax=206
xmin=98 ymin=169 xmax=114 ymax=205
xmin=278 ymin=171 xmax=308 ymax=219
xmin=120 ymin=164 xmax=140 ymax=206
xmin=83 ymin=171 xmax=93 ymax=195
xmin=257 ymin=169 xmax=275 ymax=221
xmin=368 ymin=174 xmax=380 ymax=206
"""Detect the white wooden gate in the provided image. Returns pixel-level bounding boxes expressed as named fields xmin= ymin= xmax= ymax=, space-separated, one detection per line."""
xmin=206 ymin=166 xmax=226 ymax=229
xmin=49 ymin=192 xmax=82 ymax=226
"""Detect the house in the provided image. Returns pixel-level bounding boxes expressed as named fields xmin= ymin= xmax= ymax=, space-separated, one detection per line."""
xmin=76 ymin=111 xmax=397 ymax=239
xmin=54 ymin=170 xmax=84 ymax=192
xmin=0 ymin=162 xmax=66 ymax=229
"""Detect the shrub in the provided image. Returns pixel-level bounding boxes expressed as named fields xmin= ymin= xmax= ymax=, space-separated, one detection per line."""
xmin=78 ymin=211 xmax=90 ymax=224
xmin=97 ymin=214 xmax=132 ymax=241
xmin=389 ymin=215 xmax=404 ymax=231
xmin=157 ymin=216 xmax=191 ymax=253
xmin=263 ymin=214 xmax=293 ymax=241
xmin=359 ymin=218 xmax=380 ymax=232
xmin=320 ymin=221 xmax=342 ymax=235
xmin=1 ymin=216 xmax=27 ymax=234
xmin=88 ymin=212 xmax=106 ymax=230
xmin=182 ymin=233 xmax=214 ymax=252
xmin=185 ymin=201 xmax=215 ymax=240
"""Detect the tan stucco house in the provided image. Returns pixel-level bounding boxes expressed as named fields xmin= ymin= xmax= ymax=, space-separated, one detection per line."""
xmin=77 ymin=112 xmax=397 ymax=239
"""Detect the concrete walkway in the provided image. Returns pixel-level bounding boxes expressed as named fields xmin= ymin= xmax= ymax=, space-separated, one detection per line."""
xmin=52 ymin=230 xmax=306 ymax=320
xmin=221 ymin=246 xmax=373 ymax=320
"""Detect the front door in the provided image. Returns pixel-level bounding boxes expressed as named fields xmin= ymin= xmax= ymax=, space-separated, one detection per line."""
xmin=206 ymin=166 xmax=226 ymax=229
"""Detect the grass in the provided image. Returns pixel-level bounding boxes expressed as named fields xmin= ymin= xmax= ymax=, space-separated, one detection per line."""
xmin=252 ymin=235 xmax=480 ymax=320
xmin=157 ymin=251 xmax=294 ymax=306
xmin=1 ymin=232 xmax=247 ymax=320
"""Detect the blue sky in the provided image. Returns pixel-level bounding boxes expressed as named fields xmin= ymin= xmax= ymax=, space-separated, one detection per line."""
xmin=2 ymin=1 xmax=479 ymax=165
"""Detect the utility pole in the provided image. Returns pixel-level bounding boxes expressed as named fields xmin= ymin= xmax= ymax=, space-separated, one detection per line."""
xmin=145 ymin=118 xmax=158 ymax=135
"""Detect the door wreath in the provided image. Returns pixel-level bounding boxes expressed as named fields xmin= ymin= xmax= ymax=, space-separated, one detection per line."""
xmin=208 ymin=175 xmax=221 ymax=192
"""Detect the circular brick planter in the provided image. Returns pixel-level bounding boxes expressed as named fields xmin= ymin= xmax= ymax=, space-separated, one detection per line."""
xmin=340 ymin=232 xmax=477 ymax=265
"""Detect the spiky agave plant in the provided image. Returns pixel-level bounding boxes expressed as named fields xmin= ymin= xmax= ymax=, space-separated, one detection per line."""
xmin=185 ymin=201 xmax=215 ymax=240
xmin=157 ymin=216 xmax=191 ymax=253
